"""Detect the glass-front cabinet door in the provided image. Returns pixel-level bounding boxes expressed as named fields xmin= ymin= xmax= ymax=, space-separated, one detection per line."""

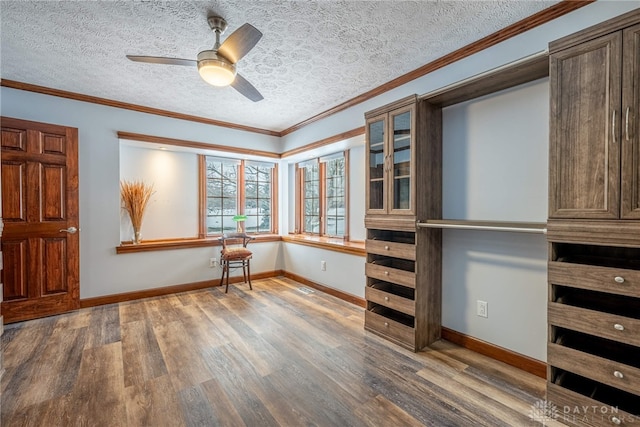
xmin=365 ymin=103 xmax=415 ymax=216
xmin=366 ymin=114 xmax=386 ymax=213
xmin=389 ymin=106 xmax=414 ymax=214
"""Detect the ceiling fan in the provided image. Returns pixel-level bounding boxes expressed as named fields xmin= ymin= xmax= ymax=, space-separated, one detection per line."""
xmin=127 ymin=15 xmax=263 ymax=102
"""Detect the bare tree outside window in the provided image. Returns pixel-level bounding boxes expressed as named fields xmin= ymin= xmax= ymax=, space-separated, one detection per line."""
xmin=303 ymin=163 xmax=320 ymax=233
xmin=206 ymin=157 xmax=275 ymax=235
xmin=299 ymin=152 xmax=347 ymax=238
xmin=206 ymin=159 xmax=238 ymax=234
xmin=244 ymin=162 xmax=272 ymax=233
xmin=325 ymin=157 xmax=345 ymax=237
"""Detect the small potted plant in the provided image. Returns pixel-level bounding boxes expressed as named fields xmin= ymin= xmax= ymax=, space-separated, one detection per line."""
xmin=120 ymin=180 xmax=154 ymax=244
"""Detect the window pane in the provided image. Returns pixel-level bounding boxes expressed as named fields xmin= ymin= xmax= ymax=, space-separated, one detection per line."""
xmin=325 ymin=156 xmax=346 ymax=237
xmin=243 ymin=164 xmax=273 ymax=234
xmin=301 ymin=163 xmax=320 ymax=234
xmin=206 ymin=157 xmax=239 ymax=236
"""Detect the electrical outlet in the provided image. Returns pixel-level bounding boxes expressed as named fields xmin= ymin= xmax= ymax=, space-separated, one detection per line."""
xmin=321 ymin=260 xmax=326 ymax=271
xmin=477 ymin=300 xmax=488 ymax=318
xmin=209 ymin=257 xmax=217 ymax=268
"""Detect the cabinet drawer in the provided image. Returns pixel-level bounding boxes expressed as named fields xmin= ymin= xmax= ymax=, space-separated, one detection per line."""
xmin=549 ymin=343 xmax=640 ymax=396
xmin=549 ymin=261 xmax=640 ymax=298
xmin=365 ymin=263 xmax=415 ymax=288
xmin=549 ymin=302 xmax=640 ymax=347
xmin=366 ymin=286 xmax=415 ymax=316
xmin=547 ymin=382 xmax=637 ymax=427
xmin=366 ymin=239 xmax=415 ymax=260
xmin=365 ymin=310 xmax=414 ymax=347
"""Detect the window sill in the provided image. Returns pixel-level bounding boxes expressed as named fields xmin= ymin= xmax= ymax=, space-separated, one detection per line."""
xmin=282 ymin=235 xmax=365 ymax=256
xmin=116 ymin=234 xmax=281 ymax=254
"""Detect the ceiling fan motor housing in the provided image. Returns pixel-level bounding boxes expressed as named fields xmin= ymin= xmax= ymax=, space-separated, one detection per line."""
xmin=197 ymin=50 xmax=237 ymax=86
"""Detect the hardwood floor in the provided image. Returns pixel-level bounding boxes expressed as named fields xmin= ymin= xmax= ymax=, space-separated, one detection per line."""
xmin=1 ymin=277 xmax=560 ymax=427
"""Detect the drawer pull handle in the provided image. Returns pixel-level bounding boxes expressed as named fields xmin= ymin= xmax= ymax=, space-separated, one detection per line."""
xmin=611 ymin=416 xmax=622 ymax=425
xmin=384 ymin=322 xmax=389 ymax=327
xmin=614 ymin=276 xmax=625 ymax=284
xmin=384 ymin=271 xmax=389 ymax=275
xmin=384 ymin=245 xmax=390 ymax=250
xmin=614 ymin=324 xmax=625 ymax=331
xmin=614 ymin=371 xmax=624 ymax=379
xmin=384 ymin=296 xmax=389 ymax=301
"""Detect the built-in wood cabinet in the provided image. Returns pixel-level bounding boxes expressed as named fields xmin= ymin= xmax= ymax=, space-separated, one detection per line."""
xmin=621 ymin=23 xmax=640 ymax=219
xmin=547 ymin=10 xmax=640 ymax=427
xmin=547 ymin=243 xmax=640 ymax=426
xmin=549 ymin=16 xmax=639 ymax=220
xmin=364 ymin=96 xmax=442 ymax=351
xmin=365 ymin=97 xmax=416 ymax=218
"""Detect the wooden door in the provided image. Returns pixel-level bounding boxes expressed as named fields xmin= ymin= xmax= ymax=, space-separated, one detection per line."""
xmin=1 ymin=117 xmax=79 ymax=323
xmin=548 ymin=32 xmax=622 ymax=219
xmin=621 ymin=23 xmax=640 ymax=219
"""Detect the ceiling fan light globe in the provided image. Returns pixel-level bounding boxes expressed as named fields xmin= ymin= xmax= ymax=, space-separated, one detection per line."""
xmin=197 ymin=51 xmax=236 ymax=86
xmin=198 ymin=60 xmax=236 ymax=86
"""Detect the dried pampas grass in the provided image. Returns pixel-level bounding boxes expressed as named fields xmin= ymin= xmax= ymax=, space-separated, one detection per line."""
xmin=120 ymin=180 xmax=154 ymax=233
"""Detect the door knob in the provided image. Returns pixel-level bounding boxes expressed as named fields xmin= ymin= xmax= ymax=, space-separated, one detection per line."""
xmin=59 ymin=226 xmax=78 ymax=234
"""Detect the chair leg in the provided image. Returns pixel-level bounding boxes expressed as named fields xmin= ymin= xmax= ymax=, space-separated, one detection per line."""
xmin=225 ymin=262 xmax=230 ymax=293
xmin=219 ymin=259 xmax=226 ymax=287
xmin=242 ymin=262 xmax=247 ymax=283
xmin=247 ymin=259 xmax=252 ymax=290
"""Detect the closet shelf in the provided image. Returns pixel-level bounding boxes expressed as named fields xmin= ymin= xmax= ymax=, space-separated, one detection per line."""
xmin=417 ymin=219 xmax=547 ymax=234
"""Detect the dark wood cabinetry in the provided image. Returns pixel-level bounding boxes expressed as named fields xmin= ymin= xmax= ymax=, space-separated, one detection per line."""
xmin=547 ymin=9 xmax=640 ymax=427
xmin=364 ymin=97 xmax=442 ymax=351
xmin=548 ymin=244 xmax=640 ymax=426
xmin=549 ymin=16 xmax=639 ymax=221
xmin=621 ymin=23 xmax=640 ymax=219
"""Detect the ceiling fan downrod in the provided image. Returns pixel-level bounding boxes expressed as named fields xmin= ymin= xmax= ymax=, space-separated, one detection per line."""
xmin=207 ymin=15 xmax=227 ymax=50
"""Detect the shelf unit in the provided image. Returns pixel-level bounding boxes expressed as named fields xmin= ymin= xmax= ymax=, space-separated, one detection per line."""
xmin=546 ymin=9 xmax=640 ymax=426
xmin=364 ymin=48 xmax=551 ymax=352
xmin=364 ymin=95 xmax=442 ymax=351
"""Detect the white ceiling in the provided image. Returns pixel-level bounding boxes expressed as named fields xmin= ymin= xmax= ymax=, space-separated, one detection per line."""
xmin=1 ymin=1 xmax=558 ymax=132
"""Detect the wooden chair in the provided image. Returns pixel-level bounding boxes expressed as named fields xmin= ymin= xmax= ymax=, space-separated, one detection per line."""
xmin=218 ymin=232 xmax=254 ymax=293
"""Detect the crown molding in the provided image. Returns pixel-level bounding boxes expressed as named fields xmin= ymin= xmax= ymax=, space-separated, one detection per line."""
xmin=0 ymin=79 xmax=280 ymax=137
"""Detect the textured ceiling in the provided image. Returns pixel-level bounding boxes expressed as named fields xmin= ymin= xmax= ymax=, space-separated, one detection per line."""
xmin=1 ymin=1 xmax=558 ymax=132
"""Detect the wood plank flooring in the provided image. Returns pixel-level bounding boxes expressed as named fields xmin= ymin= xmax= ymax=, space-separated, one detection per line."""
xmin=1 ymin=277 xmax=560 ymax=427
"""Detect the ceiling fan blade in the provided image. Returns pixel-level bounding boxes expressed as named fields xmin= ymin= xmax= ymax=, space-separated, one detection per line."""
xmin=231 ymin=73 xmax=263 ymax=102
xmin=217 ymin=23 xmax=263 ymax=64
xmin=126 ymin=55 xmax=197 ymax=67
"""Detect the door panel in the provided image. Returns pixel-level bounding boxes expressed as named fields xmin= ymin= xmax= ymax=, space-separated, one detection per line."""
xmin=43 ymin=133 xmax=66 ymax=155
xmin=1 ymin=117 xmax=79 ymax=323
xmin=0 ymin=127 xmax=27 ymax=151
xmin=43 ymin=238 xmax=67 ymax=294
xmin=42 ymin=164 xmax=66 ymax=221
xmin=621 ymin=23 xmax=640 ymax=219
xmin=549 ymin=32 xmax=622 ymax=219
xmin=1 ymin=240 xmax=27 ymax=300
xmin=1 ymin=161 xmax=27 ymax=221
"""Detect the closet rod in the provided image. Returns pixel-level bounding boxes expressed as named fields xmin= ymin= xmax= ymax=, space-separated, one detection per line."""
xmin=418 ymin=49 xmax=549 ymax=101
xmin=416 ymin=220 xmax=547 ymax=235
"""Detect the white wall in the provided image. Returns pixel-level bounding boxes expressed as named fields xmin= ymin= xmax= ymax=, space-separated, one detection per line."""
xmin=439 ymin=78 xmax=550 ymax=361
xmin=119 ymin=143 xmax=199 ymax=241
xmin=442 ymin=230 xmax=548 ymax=361
xmin=282 ymin=244 xmax=365 ymax=298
